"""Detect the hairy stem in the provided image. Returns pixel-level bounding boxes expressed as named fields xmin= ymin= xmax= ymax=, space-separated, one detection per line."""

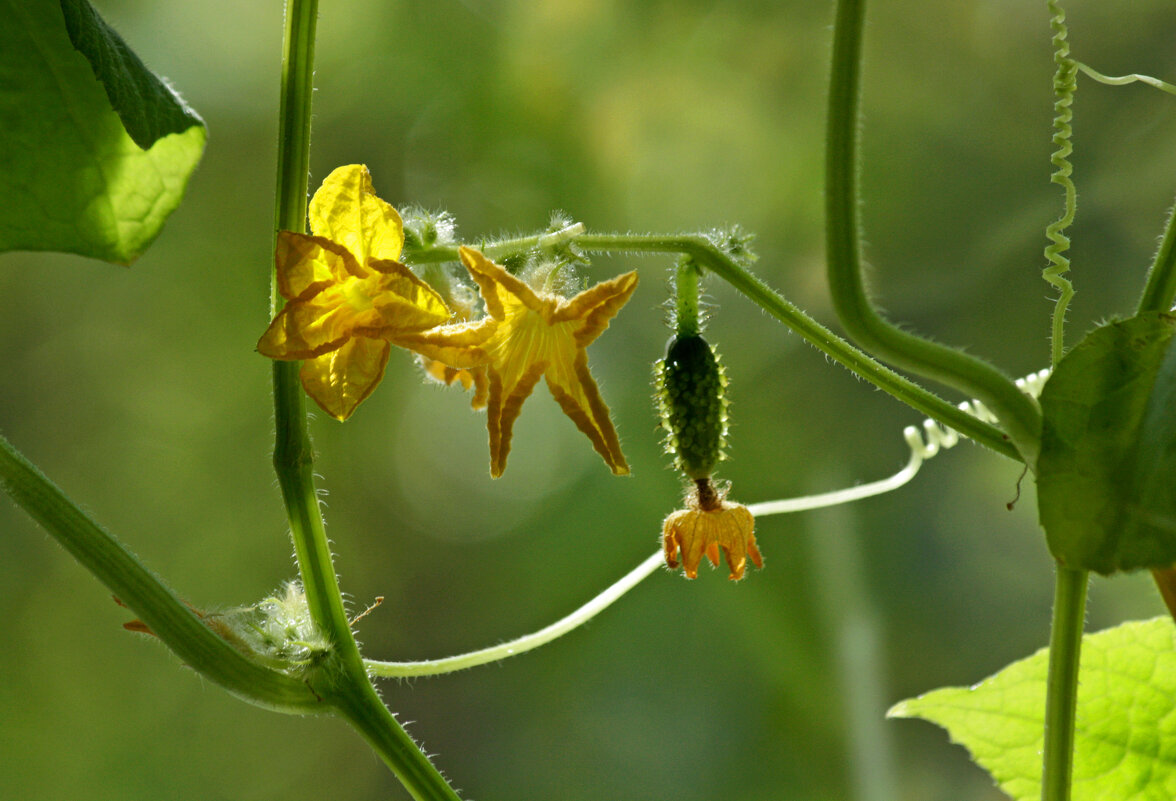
xmin=407 ymin=233 xmax=1021 ymax=461
xmin=0 ymin=433 xmax=320 ymax=713
xmin=825 ymin=0 xmax=1042 ymax=466
xmin=675 ymin=258 xmax=702 ymax=337
xmin=269 ymin=2 xmax=459 ymax=797
xmin=334 ymin=681 xmax=463 ymax=801
xmin=270 ymin=0 xmax=355 ymax=677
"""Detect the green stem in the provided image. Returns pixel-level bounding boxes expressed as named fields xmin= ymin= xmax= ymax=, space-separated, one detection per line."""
xmin=407 ymin=233 xmax=1021 ymax=461
xmin=825 ymin=0 xmax=1042 ymax=467
xmin=367 ymin=551 xmax=665 ymax=678
xmin=334 ymin=682 xmax=463 ymax=801
xmin=1041 ymin=565 xmax=1088 ymax=801
xmin=270 ymin=0 xmax=354 ymax=674
xmin=0 ymin=433 xmax=320 ymax=713
xmin=594 ymin=234 xmax=1024 ymax=462
xmin=1137 ymin=197 xmax=1176 ymax=314
xmin=675 ymin=258 xmax=702 ymax=337
xmin=269 ymin=3 xmax=459 ymax=797
xmin=1077 ymin=63 xmax=1176 ymax=95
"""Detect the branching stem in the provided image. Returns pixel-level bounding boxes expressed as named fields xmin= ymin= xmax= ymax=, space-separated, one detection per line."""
xmin=0 ymin=433 xmax=321 ymax=712
xmin=824 ymin=0 xmax=1042 ymax=467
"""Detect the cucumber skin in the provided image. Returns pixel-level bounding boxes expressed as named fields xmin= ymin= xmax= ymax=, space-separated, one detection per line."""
xmin=656 ymin=334 xmax=728 ymax=480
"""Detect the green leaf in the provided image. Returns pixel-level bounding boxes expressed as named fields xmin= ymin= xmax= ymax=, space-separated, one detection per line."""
xmin=59 ymin=0 xmax=204 ymax=149
xmin=889 ymin=617 xmax=1176 ymax=801
xmin=1037 ymin=312 xmax=1176 ymax=574
xmin=0 ymin=0 xmax=206 ymax=264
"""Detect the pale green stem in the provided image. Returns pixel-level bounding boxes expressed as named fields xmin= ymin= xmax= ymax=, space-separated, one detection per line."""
xmin=1042 ymin=566 xmax=1088 ymax=801
xmin=367 ymin=551 xmax=665 ymax=678
xmin=268 ymin=2 xmax=459 ymax=798
xmin=0 ymin=433 xmax=320 ymax=713
xmin=1077 ymin=63 xmax=1176 ymax=95
xmin=748 ymin=450 xmax=921 ymax=517
xmin=825 ymin=0 xmax=1042 ymax=467
xmin=365 ymin=454 xmax=925 ymax=680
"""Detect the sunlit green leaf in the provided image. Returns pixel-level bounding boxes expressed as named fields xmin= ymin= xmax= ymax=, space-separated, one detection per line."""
xmin=1037 ymin=312 xmax=1176 ymax=574
xmin=0 ymin=0 xmax=206 ymax=264
xmin=889 ymin=617 xmax=1176 ymax=801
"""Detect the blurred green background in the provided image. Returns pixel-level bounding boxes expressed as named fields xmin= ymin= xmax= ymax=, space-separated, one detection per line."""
xmin=3 ymin=1 xmax=1176 ymax=799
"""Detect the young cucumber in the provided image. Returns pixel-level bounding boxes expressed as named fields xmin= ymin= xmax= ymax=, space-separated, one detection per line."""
xmin=656 ymin=334 xmax=728 ymax=481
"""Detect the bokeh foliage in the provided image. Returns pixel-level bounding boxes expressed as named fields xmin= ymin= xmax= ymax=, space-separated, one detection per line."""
xmin=2 ymin=1 xmax=1175 ymax=799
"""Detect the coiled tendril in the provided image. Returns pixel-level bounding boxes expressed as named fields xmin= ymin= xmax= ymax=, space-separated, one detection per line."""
xmin=1043 ymin=0 xmax=1078 ymax=366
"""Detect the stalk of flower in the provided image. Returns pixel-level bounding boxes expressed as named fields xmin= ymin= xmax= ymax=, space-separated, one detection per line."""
xmin=257 ymin=165 xmax=453 ymax=419
xmin=397 ymin=246 xmax=638 ymax=478
xmin=656 ymin=259 xmax=762 ymax=580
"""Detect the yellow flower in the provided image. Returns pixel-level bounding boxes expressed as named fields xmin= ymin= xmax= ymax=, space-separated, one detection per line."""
xmin=401 ymin=246 xmax=638 ymax=478
xmin=258 ymin=165 xmax=451 ymax=420
xmin=415 ymin=290 xmax=490 ymax=409
xmin=662 ymin=479 xmax=762 ymax=580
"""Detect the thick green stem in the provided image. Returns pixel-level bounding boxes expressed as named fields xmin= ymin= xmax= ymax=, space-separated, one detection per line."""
xmin=1041 ymin=565 xmax=1088 ymax=801
xmin=825 ymin=0 xmax=1042 ymax=467
xmin=270 ymin=0 xmax=354 ymax=675
xmin=268 ymin=2 xmax=459 ymax=797
xmin=0 ymin=433 xmax=320 ymax=713
xmin=1137 ymin=197 xmax=1176 ymax=314
xmin=334 ymin=682 xmax=463 ymax=801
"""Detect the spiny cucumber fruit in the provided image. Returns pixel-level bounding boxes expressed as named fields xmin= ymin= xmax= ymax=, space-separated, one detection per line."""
xmin=655 ymin=334 xmax=728 ymax=480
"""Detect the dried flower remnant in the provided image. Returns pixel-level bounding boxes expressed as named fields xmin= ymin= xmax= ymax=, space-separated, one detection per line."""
xmin=663 ymin=478 xmax=762 ymax=580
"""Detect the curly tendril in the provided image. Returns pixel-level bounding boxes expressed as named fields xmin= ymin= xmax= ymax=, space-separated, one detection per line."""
xmin=1044 ymin=0 xmax=1078 ymax=367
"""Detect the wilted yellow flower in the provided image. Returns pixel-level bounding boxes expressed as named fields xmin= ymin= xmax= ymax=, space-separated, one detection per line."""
xmin=663 ymin=479 xmax=762 ymax=580
xmin=258 ymin=165 xmax=451 ymax=419
xmin=400 ymin=246 xmax=637 ymax=478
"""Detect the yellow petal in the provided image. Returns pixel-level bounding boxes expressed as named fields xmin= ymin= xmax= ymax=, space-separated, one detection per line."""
xmin=557 ymin=271 xmax=639 ymax=346
xmin=486 ymin=360 xmax=547 ymax=478
xmin=419 ymin=358 xmax=490 ymax=410
xmin=459 ymin=246 xmax=546 ymax=319
xmin=276 ymin=232 xmax=363 ymax=301
xmin=361 ymin=263 xmax=452 ymax=335
xmin=299 ymin=337 xmax=391 ymax=420
xmin=308 ymin=165 xmax=404 ymax=266
xmin=395 ymin=317 xmax=497 ymax=369
xmin=544 ymin=348 xmax=629 ymax=475
xmin=257 ymin=293 xmax=355 ymax=360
